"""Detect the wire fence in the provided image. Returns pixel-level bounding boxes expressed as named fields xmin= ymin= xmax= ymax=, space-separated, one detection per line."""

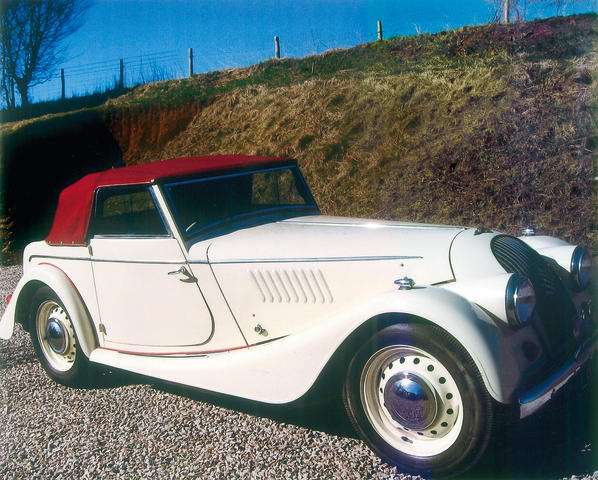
xmin=29 ymin=49 xmax=185 ymax=101
xmin=26 ymin=18 xmax=435 ymax=104
xmin=11 ymin=1 xmax=592 ymax=107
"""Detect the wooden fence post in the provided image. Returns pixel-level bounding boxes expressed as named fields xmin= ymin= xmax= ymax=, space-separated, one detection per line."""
xmin=61 ymin=69 xmax=65 ymax=99
xmin=119 ymin=59 xmax=124 ymax=89
xmin=189 ymin=48 xmax=194 ymax=77
xmin=503 ymin=0 xmax=510 ymax=23
xmin=377 ymin=21 xmax=383 ymax=41
xmin=274 ymin=36 xmax=280 ymax=59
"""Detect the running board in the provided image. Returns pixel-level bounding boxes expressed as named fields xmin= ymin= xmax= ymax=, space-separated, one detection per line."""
xmin=88 ymin=332 xmax=331 ymax=405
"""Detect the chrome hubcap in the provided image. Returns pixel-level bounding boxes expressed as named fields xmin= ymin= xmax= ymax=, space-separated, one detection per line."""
xmin=383 ymin=373 xmax=437 ymax=429
xmin=361 ymin=345 xmax=464 ymax=457
xmin=36 ymin=300 xmax=77 ymax=372
xmin=46 ymin=318 xmax=68 ymax=354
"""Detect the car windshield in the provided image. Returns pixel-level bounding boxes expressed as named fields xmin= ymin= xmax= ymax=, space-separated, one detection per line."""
xmin=163 ymin=165 xmax=319 ymax=238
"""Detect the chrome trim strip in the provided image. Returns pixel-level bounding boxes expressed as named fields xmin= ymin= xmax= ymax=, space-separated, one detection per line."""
xmin=30 ymin=254 xmax=183 ymax=265
xmin=90 ymin=258 xmax=183 ymax=265
xmin=519 ymin=330 xmax=598 ymax=418
xmin=191 ymin=255 xmax=423 ymax=265
xmin=280 ymin=220 xmax=465 ymax=230
xmin=30 ymin=255 xmax=90 ymax=262
xmin=92 ymin=234 xmax=172 ymax=239
xmin=32 ymin=254 xmax=422 ymax=265
xmin=30 ymin=255 xmax=182 ymax=266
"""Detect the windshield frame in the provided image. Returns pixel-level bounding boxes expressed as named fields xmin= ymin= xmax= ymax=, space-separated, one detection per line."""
xmin=160 ymin=164 xmax=320 ymax=244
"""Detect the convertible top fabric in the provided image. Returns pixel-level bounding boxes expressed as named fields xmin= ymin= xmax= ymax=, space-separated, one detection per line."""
xmin=46 ymin=155 xmax=288 ymax=246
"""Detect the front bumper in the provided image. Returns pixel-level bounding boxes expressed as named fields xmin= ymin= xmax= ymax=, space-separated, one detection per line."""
xmin=519 ymin=330 xmax=598 ymax=419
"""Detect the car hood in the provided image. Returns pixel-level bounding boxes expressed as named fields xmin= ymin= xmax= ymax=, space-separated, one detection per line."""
xmin=198 ymin=216 xmax=465 ymax=285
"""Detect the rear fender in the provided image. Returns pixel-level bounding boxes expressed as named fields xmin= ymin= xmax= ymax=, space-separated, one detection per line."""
xmin=0 ymin=264 xmax=97 ymax=357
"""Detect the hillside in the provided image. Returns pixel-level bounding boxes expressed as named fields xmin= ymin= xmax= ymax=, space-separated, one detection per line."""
xmin=0 ymin=14 xmax=596 ymax=262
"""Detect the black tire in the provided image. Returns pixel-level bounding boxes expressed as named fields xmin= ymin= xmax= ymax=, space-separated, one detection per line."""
xmin=29 ymin=286 xmax=92 ymax=387
xmin=343 ymin=322 xmax=494 ymax=478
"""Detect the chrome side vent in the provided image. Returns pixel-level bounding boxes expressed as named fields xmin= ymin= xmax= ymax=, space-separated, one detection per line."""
xmin=250 ymin=268 xmax=333 ymax=304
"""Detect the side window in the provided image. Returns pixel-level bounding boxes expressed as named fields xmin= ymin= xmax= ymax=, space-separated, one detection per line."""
xmin=91 ymin=185 xmax=168 ymax=237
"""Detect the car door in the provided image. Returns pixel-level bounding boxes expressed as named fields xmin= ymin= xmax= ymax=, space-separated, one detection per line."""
xmin=89 ymin=184 xmax=214 ymax=348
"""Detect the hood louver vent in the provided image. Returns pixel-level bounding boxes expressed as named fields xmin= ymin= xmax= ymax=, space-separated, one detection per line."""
xmin=250 ymin=268 xmax=333 ymax=304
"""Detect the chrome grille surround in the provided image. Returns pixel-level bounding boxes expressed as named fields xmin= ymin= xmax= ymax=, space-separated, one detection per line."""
xmin=491 ymin=235 xmax=575 ymax=360
xmin=491 ymin=235 xmax=562 ymax=299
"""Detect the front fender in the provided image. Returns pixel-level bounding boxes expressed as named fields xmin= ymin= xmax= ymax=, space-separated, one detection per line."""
xmin=366 ymin=287 xmax=527 ymax=403
xmin=355 ymin=287 xmax=518 ymax=403
xmin=90 ymin=285 xmax=520 ymax=405
xmin=0 ymin=263 xmax=97 ymax=357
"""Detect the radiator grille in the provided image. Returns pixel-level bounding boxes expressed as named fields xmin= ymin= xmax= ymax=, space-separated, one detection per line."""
xmin=491 ymin=235 xmax=574 ymax=359
xmin=491 ymin=235 xmax=561 ymax=299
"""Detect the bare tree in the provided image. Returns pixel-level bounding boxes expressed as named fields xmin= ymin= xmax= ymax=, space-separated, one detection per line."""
xmin=0 ymin=0 xmax=90 ymax=108
xmin=491 ymin=0 xmax=584 ymax=23
xmin=0 ymin=32 xmax=15 ymax=108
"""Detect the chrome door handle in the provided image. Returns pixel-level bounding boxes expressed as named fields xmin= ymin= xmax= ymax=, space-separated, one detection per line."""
xmin=168 ymin=266 xmax=197 ymax=282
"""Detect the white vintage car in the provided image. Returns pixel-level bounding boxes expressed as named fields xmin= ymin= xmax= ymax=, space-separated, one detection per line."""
xmin=1 ymin=155 xmax=595 ymax=476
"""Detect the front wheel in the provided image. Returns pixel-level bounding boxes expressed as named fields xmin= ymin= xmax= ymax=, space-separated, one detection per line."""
xmin=29 ymin=286 xmax=92 ymax=387
xmin=343 ymin=323 xmax=494 ymax=477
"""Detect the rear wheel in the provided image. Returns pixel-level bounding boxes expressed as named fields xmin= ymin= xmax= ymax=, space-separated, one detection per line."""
xmin=29 ymin=286 xmax=92 ymax=386
xmin=343 ymin=323 xmax=494 ymax=477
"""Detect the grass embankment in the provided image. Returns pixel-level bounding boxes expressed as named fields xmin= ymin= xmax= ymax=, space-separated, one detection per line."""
xmin=1 ymin=14 xmax=596 ymax=262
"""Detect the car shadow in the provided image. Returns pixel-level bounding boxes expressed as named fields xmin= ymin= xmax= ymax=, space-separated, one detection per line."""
xmin=88 ymin=366 xmax=357 ymax=439
xmin=466 ymin=373 xmax=597 ymax=479
xmin=155 ymin=380 xmax=358 ymax=439
xmin=153 ymin=369 xmax=596 ymax=480
xmin=88 ymin=362 xmax=596 ymax=479
xmin=87 ymin=366 xmax=150 ymax=390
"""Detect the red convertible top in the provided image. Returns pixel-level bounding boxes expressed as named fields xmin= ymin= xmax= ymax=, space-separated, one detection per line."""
xmin=46 ymin=155 xmax=288 ymax=246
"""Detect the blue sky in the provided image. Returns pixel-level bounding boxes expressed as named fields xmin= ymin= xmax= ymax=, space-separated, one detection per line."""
xmin=30 ymin=0 xmax=598 ymax=102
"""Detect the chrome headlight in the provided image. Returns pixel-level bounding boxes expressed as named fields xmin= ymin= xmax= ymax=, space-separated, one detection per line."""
xmin=571 ymin=246 xmax=592 ymax=291
xmin=506 ymin=274 xmax=536 ymax=327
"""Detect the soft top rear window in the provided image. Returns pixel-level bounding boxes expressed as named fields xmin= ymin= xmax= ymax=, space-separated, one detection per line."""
xmin=163 ymin=166 xmax=318 ymax=239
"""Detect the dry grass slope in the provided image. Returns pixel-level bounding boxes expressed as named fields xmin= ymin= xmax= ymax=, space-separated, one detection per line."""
xmin=146 ymin=15 xmax=596 ymax=248
xmin=0 ymin=14 xmax=596 ymax=261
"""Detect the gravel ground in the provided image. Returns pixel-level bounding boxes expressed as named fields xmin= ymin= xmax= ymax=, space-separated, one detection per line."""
xmin=1 ymin=265 xmax=596 ymax=479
